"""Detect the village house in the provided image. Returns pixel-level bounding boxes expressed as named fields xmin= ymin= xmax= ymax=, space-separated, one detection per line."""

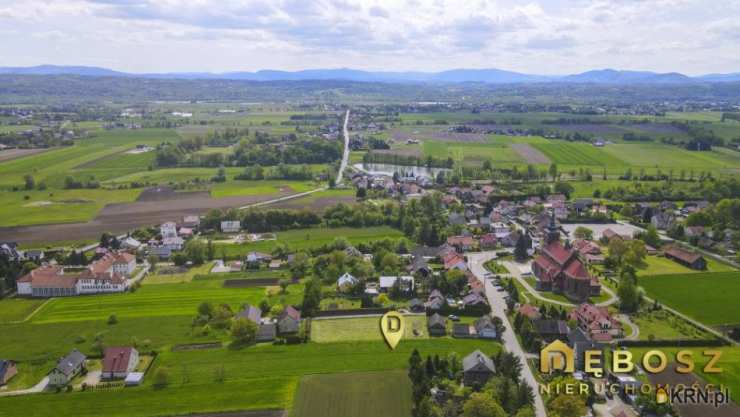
xmin=533 ymin=319 xmax=570 ymax=342
xmin=277 ymin=306 xmax=301 ymax=335
xmin=453 ymin=323 xmax=474 ymax=338
xmin=102 ymin=347 xmax=139 ymax=379
xmin=517 ymin=304 xmax=542 ymax=320
xmin=220 ymin=220 xmax=241 ymax=234
xmin=236 ymin=304 xmax=262 ymax=325
xmin=49 ymin=350 xmax=86 ymax=387
xmin=245 ymin=251 xmax=272 ymax=268
xmin=479 ymin=233 xmax=497 ymax=249
xmin=663 ymin=245 xmax=706 ymax=270
xmin=602 ymin=228 xmax=630 ymax=242
xmin=0 ymin=360 xmax=17 ymax=385
xmin=532 ymin=213 xmax=600 ymax=302
xmin=379 ymin=275 xmax=415 ymax=293
xmin=442 ymin=252 xmax=467 ymax=272
xmin=182 ymin=215 xmax=201 ymax=229
xmin=462 ymin=350 xmax=496 ymax=386
xmin=568 ymin=327 xmax=604 ymax=372
xmin=337 ymin=272 xmax=359 ymax=292
xmin=426 ymin=290 xmax=446 ymax=311
xmin=569 ymin=303 xmax=622 ymax=342
xmin=572 ymin=239 xmax=605 ymax=264
xmin=474 ymin=316 xmax=498 ymax=339
xmin=427 ymin=313 xmax=447 ymax=336
xmin=257 ymin=323 xmax=277 ymax=342
xmin=650 ymin=211 xmax=675 ymax=230
xmin=160 ymin=221 xmax=178 ymax=239
xmin=447 ymin=235 xmax=476 ymax=252
xmin=120 ymin=236 xmax=143 ymax=251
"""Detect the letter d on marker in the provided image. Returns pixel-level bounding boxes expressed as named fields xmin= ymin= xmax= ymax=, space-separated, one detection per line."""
xmin=380 ymin=311 xmax=405 ymax=349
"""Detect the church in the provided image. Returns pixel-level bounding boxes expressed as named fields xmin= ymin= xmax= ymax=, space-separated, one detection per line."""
xmin=532 ymin=212 xmax=601 ymax=302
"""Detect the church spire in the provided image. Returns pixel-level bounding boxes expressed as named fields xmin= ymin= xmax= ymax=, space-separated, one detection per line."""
xmin=545 ymin=209 xmax=560 ymax=244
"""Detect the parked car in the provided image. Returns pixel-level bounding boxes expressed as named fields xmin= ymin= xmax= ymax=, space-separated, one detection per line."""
xmin=448 ymin=314 xmax=460 ymax=322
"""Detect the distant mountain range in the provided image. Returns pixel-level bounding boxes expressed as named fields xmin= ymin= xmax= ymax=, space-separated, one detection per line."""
xmin=1 ymin=65 xmax=740 ymax=84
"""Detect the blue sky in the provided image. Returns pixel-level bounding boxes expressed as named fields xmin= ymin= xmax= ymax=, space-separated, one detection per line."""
xmin=0 ymin=0 xmax=738 ymax=75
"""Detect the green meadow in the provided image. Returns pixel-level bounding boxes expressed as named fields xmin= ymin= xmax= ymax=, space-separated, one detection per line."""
xmin=639 ymin=272 xmax=740 ymax=326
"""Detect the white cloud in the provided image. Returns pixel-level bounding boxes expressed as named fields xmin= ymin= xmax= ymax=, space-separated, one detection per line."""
xmin=0 ymin=0 xmax=736 ymax=74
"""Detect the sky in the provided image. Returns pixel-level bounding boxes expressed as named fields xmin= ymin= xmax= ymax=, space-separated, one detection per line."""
xmin=0 ymin=0 xmax=739 ymax=75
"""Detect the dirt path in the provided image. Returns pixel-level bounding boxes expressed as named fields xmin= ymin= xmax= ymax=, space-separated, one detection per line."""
xmin=336 ymin=110 xmax=350 ymax=184
xmin=511 ymin=143 xmax=550 ymax=164
xmin=0 ymin=148 xmax=50 ymax=163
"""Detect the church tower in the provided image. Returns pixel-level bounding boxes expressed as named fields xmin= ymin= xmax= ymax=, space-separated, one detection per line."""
xmin=544 ymin=210 xmax=560 ymax=245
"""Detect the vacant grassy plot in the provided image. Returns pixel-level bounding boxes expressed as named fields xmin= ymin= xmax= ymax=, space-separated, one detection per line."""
xmin=0 ymin=298 xmax=46 ymax=323
xmin=604 ymin=143 xmax=740 ymax=171
xmin=311 ymin=316 xmax=429 ymax=343
xmin=31 ymin=279 xmax=303 ymax=323
xmin=211 ymin=180 xmax=317 ymax=198
xmin=639 ymin=272 xmax=740 ymax=326
xmin=0 ymin=188 xmax=141 ymax=227
xmin=292 ymin=370 xmax=412 ymax=417
xmin=144 ymin=263 xmax=214 ymax=284
xmin=422 ymin=139 xmax=524 ymax=165
xmin=631 ymin=309 xmax=712 ymax=340
xmin=215 ymin=226 xmax=404 ymax=259
xmin=534 ymin=142 xmax=625 ymax=167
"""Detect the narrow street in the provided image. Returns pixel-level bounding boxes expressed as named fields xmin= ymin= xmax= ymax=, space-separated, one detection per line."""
xmin=336 ymin=109 xmax=351 ymax=185
xmin=467 ymin=251 xmax=547 ymax=417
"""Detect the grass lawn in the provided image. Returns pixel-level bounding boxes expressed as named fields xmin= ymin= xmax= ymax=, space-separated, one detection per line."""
xmin=639 ymin=272 xmax=740 ymax=326
xmin=631 ymin=309 xmax=712 ymax=340
xmin=144 ymin=263 xmax=214 ymax=284
xmin=0 ymin=298 xmax=46 ymax=323
xmin=291 ymin=370 xmax=412 ymax=417
xmin=311 ymin=316 xmax=429 ymax=343
xmin=422 ymin=139 xmax=524 ymax=165
xmin=215 ymin=226 xmax=404 ymax=259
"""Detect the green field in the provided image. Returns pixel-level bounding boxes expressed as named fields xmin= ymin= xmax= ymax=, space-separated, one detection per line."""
xmin=631 ymin=309 xmax=712 ymax=340
xmin=30 ymin=277 xmax=303 ymax=323
xmin=423 ymin=139 xmax=524 ymax=165
xmin=639 ymin=272 xmax=740 ymax=326
xmin=0 ymin=188 xmax=141 ymax=227
xmin=292 ymin=370 xmax=412 ymax=417
xmin=211 ymin=179 xmax=317 ymax=198
xmin=0 ymin=298 xmax=46 ymax=323
xmin=637 ymin=255 xmax=736 ymax=276
xmin=534 ymin=142 xmax=625 ymax=167
xmin=311 ymin=316 xmax=429 ymax=343
xmin=0 ymin=338 xmax=491 ymax=417
xmin=215 ymin=226 xmax=404 ymax=259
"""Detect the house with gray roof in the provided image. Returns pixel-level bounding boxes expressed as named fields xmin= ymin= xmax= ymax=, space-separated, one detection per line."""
xmin=462 ymin=350 xmax=496 ymax=386
xmin=256 ymin=323 xmax=276 ymax=342
xmin=236 ymin=304 xmax=262 ymax=325
xmin=277 ymin=306 xmax=301 ymax=334
xmin=474 ymin=316 xmax=498 ymax=339
xmin=49 ymin=349 xmax=86 ymax=386
xmin=427 ymin=313 xmax=447 ymax=336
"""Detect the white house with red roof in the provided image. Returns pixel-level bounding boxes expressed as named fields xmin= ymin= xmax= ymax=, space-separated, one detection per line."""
xmin=569 ymin=303 xmax=622 ymax=342
xmin=102 ymin=347 xmax=139 ymax=379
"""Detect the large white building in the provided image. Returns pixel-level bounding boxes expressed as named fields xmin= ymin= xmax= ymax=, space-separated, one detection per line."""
xmin=17 ymin=252 xmax=135 ymax=297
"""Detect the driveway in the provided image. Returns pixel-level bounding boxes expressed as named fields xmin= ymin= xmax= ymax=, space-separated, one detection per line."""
xmin=467 ymin=251 xmax=547 ymax=417
xmin=0 ymin=376 xmax=49 ymax=397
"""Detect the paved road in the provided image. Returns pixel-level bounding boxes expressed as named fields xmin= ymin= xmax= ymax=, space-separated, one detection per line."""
xmin=336 ymin=110 xmax=351 ymax=185
xmin=467 ymin=251 xmax=547 ymax=417
xmin=502 ymin=260 xmax=618 ymax=307
xmin=616 ymin=314 xmax=639 ymax=341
